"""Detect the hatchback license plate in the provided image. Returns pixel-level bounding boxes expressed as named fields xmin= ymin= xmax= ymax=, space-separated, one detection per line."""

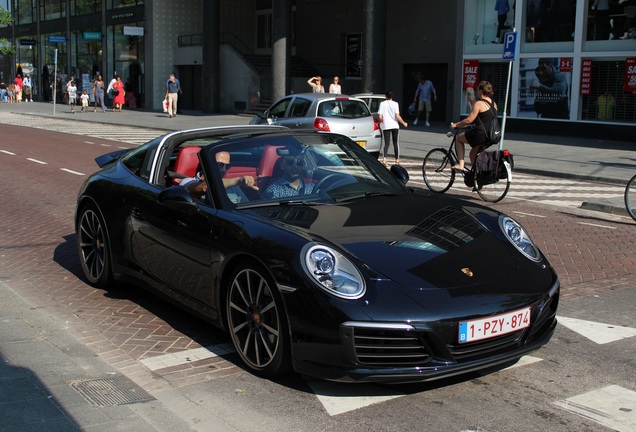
xmin=356 ymin=141 xmax=366 ymax=147
xmin=458 ymin=307 xmax=531 ymax=343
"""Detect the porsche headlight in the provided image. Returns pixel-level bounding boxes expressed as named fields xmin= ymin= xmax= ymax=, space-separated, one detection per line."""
xmin=499 ymin=216 xmax=541 ymax=262
xmin=302 ymin=244 xmax=366 ymax=299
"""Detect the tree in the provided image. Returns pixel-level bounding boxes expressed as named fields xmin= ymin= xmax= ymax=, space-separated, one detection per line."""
xmin=0 ymin=7 xmax=15 ymax=57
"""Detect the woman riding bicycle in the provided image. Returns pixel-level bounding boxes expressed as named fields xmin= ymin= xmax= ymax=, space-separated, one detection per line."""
xmin=450 ymin=80 xmax=498 ymax=171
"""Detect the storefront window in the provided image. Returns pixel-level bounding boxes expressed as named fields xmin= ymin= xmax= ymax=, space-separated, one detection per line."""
xmin=586 ymin=0 xmax=636 ymax=42
xmin=41 ymin=0 xmax=66 ymax=21
xmin=16 ymin=36 xmax=37 ymax=93
xmin=581 ymin=60 xmax=636 ymax=123
xmin=524 ymin=0 xmax=576 ymax=44
xmin=15 ymin=0 xmax=35 ymax=25
xmin=41 ymin=32 xmax=68 ymax=102
xmin=463 ymin=0 xmax=515 ymax=50
xmin=107 ymin=23 xmax=144 ymax=107
xmin=71 ymin=0 xmax=100 ymax=16
xmin=461 ymin=61 xmax=510 ymax=116
xmin=71 ymin=28 xmax=102 ymax=92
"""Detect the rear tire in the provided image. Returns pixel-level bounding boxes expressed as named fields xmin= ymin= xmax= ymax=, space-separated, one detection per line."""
xmin=476 ymin=165 xmax=511 ymax=203
xmin=422 ymin=148 xmax=455 ymax=193
xmin=625 ymin=174 xmax=636 ymax=222
xmin=77 ymin=203 xmax=112 ymax=288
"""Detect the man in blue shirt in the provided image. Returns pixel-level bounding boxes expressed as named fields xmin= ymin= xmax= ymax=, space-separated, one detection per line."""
xmin=413 ymin=76 xmax=437 ymax=127
xmin=165 ymin=73 xmax=181 ymax=118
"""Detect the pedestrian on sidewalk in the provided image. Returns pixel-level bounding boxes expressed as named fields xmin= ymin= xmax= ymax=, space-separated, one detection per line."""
xmin=413 ymin=75 xmax=437 ymax=127
xmin=67 ymin=80 xmax=78 ymax=113
xmin=165 ymin=73 xmax=182 ymax=118
xmin=307 ymin=76 xmax=325 ymax=93
xmin=92 ymin=75 xmax=107 ymax=112
xmin=22 ymin=74 xmax=33 ymax=102
xmin=378 ymin=90 xmax=408 ymax=166
xmin=80 ymin=89 xmax=90 ymax=113
xmin=111 ymin=76 xmax=125 ymax=112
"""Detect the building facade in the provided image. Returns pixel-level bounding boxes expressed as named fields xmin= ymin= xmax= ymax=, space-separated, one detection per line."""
xmin=1 ymin=0 xmax=633 ymax=138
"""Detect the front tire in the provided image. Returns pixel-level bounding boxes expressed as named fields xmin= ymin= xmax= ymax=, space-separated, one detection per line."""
xmin=625 ymin=174 xmax=636 ymax=222
xmin=422 ymin=148 xmax=455 ymax=193
xmin=77 ymin=203 xmax=112 ymax=288
xmin=226 ymin=261 xmax=292 ymax=377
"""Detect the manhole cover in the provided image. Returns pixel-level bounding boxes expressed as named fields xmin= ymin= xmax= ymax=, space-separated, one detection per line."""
xmin=70 ymin=376 xmax=155 ymax=407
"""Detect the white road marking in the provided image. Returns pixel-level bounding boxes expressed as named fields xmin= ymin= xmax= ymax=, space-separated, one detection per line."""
xmin=26 ymin=158 xmax=47 ymax=164
xmin=0 ymin=150 xmax=16 ymax=155
xmin=60 ymin=168 xmax=85 ymax=176
xmin=306 ymin=379 xmax=405 ymax=416
xmin=504 ymin=355 xmax=543 ymax=369
xmin=513 ymin=211 xmax=547 ymax=218
xmin=577 ymin=222 xmax=617 ymax=229
xmin=558 ymin=316 xmax=636 ymax=344
xmin=555 ymin=385 xmax=636 ymax=432
xmin=139 ymin=343 xmax=235 ymax=371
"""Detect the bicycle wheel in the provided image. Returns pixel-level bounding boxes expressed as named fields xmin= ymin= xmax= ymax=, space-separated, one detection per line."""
xmin=422 ymin=148 xmax=455 ymax=193
xmin=476 ymin=163 xmax=511 ymax=203
xmin=624 ymin=174 xmax=636 ymax=222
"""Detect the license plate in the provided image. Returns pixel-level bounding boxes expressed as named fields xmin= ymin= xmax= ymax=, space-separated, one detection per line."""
xmin=356 ymin=141 xmax=366 ymax=147
xmin=458 ymin=307 xmax=531 ymax=343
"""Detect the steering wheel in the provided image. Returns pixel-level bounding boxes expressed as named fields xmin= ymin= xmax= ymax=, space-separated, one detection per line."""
xmin=313 ymin=173 xmax=351 ymax=194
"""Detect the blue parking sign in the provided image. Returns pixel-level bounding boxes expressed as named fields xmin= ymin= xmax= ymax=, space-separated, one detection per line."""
xmin=502 ymin=31 xmax=518 ymax=62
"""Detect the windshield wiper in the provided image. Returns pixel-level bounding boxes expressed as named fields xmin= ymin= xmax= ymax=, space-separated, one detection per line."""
xmin=237 ymin=199 xmax=323 ymax=209
xmin=334 ymin=191 xmax=398 ymax=203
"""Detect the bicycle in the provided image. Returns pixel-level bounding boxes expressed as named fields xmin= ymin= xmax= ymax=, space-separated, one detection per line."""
xmin=422 ymin=127 xmax=512 ymax=203
xmin=624 ymin=173 xmax=636 ymax=221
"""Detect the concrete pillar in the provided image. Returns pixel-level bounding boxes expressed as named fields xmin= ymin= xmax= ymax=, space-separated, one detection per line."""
xmin=272 ymin=0 xmax=292 ymax=102
xmin=362 ymin=0 xmax=386 ymax=93
xmin=202 ymin=0 xmax=220 ymax=112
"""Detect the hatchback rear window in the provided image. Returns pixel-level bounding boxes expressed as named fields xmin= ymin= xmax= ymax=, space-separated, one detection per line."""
xmin=318 ymin=100 xmax=371 ymax=118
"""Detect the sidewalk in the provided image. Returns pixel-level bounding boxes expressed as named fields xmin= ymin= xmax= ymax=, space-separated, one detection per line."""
xmin=0 ymin=280 xmax=198 ymax=432
xmin=3 ymin=101 xmax=633 ymax=214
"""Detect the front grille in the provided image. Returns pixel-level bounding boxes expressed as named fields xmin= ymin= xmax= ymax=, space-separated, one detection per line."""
xmin=345 ymin=326 xmax=431 ymax=366
xmin=447 ymin=331 xmax=524 ymax=360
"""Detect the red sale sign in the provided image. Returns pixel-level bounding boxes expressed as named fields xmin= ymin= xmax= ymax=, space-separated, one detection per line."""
xmin=463 ymin=60 xmax=479 ymax=89
xmin=625 ymin=58 xmax=636 ymax=92
xmin=580 ymin=59 xmax=592 ymax=95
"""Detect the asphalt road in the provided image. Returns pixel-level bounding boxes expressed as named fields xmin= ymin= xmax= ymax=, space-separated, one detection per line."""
xmin=1 ymin=123 xmax=635 ymax=432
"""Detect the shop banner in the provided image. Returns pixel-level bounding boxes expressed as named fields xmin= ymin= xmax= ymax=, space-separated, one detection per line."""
xmin=463 ymin=60 xmax=479 ymax=89
xmin=518 ymin=57 xmax=572 ymax=119
xmin=580 ymin=60 xmax=592 ymax=95
xmin=625 ymin=58 xmax=636 ymax=92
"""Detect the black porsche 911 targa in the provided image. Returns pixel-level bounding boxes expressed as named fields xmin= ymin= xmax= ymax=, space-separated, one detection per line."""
xmin=75 ymin=125 xmax=559 ymax=384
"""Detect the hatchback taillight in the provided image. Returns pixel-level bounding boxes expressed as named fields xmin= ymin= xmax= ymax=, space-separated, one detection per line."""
xmin=314 ymin=117 xmax=330 ymax=132
xmin=373 ymin=117 xmax=380 ymax=132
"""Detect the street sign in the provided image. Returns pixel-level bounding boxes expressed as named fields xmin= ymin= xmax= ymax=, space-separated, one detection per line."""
xmin=20 ymin=39 xmax=37 ymax=46
xmin=48 ymin=35 xmax=67 ymax=43
xmin=502 ymin=31 xmax=518 ymax=62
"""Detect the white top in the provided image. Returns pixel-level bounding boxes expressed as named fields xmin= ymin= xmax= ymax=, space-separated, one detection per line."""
xmin=329 ymin=84 xmax=341 ymax=94
xmin=378 ymin=99 xmax=400 ymax=130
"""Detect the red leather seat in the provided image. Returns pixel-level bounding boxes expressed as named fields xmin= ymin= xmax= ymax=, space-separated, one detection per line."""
xmin=171 ymin=146 xmax=201 ymax=185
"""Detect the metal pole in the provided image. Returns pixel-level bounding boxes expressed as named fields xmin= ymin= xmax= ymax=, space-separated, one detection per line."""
xmin=53 ymin=49 xmax=57 ymax=115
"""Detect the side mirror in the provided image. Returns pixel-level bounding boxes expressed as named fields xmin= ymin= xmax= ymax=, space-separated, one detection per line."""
xmin=390 ymin=165 xmax=409 ymax=185
xmin=158 ymin=186 xmax=199 ymax=213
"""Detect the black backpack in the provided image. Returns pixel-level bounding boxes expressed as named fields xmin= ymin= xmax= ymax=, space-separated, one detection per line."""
xmin=478 ymin=99 xmax=501 ymax=145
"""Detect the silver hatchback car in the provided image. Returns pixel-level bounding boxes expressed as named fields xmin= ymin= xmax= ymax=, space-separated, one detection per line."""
xmin=250 ymin=93 xmax=382 ymax=157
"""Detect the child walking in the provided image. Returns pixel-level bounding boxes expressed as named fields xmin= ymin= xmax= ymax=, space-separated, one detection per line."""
xmin=80 ymin=89 xmax=90 ymax=113
xmin=67 ymin=80 xmax=78 ymax=113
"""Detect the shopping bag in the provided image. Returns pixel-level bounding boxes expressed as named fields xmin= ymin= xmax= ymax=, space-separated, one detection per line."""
xmin=163 ymin=99 xmax=169 ymax=112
